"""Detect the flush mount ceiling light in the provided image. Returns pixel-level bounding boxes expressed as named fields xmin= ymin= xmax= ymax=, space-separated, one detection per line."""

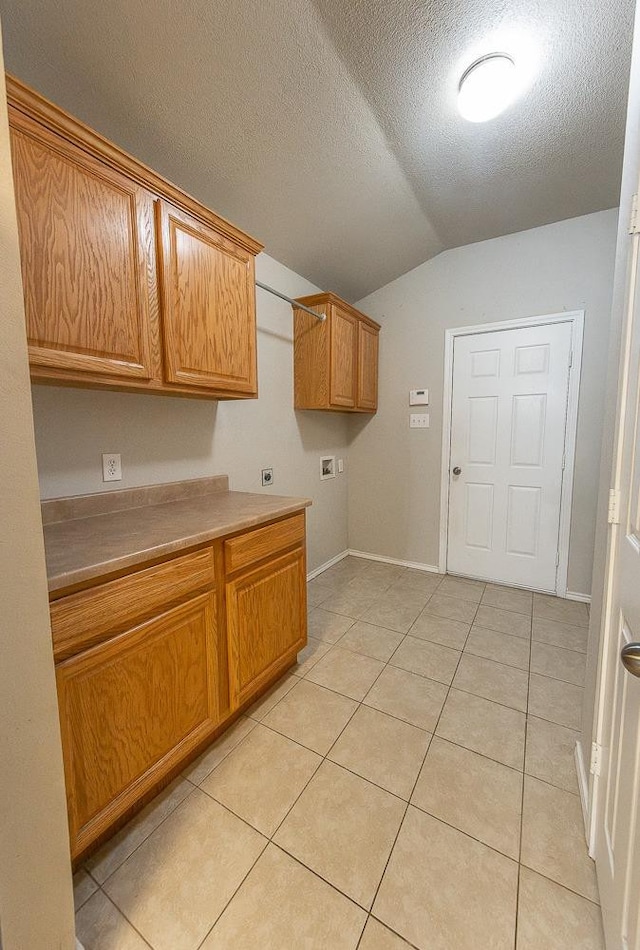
xmin=458 ymin=52 xmax=518 ymax=123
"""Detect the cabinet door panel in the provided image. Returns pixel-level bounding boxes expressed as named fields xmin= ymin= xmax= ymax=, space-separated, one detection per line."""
xmin=10 ymin=126 xmax=158 ymax=380
xmin=357 ymin=322 xmax=379 ymax=411
xmin=227 ymin=547 xmax=306 ymax=707
xmin=329 ymin=306 xmax=358 ymax=407
xmin=56 ymin=592 xmax=218 ymax=853
xmin=158 ymin=201 xmax=257 ymax=393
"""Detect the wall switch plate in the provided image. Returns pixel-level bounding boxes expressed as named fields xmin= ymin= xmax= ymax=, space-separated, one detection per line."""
xmin=261 ymin=468 xmax=274 ymax=487
xmin=320 ymin=455 xmax=336 ymax=480
xmin=337 ymin=458 xmax=344 ymax=474
xmin=409 ymin=413 xmax=430 ymax=428
xmin=410 ymin=389 xmax=429 ymax=405
xmin=102 ymin=453 xmax=122 ymax=481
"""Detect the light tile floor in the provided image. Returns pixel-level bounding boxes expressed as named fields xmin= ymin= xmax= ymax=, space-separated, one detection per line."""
xmin=75 ymin=556 xmax=603 ymax=950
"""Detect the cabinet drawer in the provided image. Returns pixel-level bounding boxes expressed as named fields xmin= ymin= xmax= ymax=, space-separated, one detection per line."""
xmin=225 ymin=513 xmax=305 ymax=574
xmin=51 ymin=546 xmax=216 ymax=660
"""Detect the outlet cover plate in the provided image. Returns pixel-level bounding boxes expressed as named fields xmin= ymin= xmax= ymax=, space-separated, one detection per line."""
xmin=261 ymin=468 xmax=274 ymax=487
xmin=409 ymin=414 xmax=430 ymax=429
xmin=102 ymin=453 xmax=122 ymax=481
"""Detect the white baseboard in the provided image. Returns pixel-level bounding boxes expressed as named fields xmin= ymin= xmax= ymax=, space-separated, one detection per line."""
xmin=347 ymin=550 xmax=441 ymax=574
xmin=306 ymin=549 xmax=350 ymax=581
xmin=575 ymin=740 xmax=590 ymax=833
xmin=566 ymin=591 xmax=591 ymax=604
xmin=308 ymin=549 xmax=593 ymax=602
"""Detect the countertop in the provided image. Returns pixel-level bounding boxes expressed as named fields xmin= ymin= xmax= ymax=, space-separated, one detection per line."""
xmin=42 ymin=476 xmax=311 ymax=594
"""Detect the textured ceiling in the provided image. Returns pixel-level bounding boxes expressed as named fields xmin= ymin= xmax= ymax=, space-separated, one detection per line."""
xmin=0 ymin=0 xmax=634 ymax=301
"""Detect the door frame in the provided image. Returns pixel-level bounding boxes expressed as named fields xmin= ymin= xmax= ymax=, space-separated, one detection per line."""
xmin=438 ymin=310 xmax=585 ymax=596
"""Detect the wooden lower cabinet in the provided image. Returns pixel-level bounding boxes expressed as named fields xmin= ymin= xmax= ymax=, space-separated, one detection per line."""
xmin=226 ymin=546 xmax=307 ymax=708
xmin=56 ymin=591 xmax=219 ymax=858
xmin=51 ymin=511 xmax=307 ymax=861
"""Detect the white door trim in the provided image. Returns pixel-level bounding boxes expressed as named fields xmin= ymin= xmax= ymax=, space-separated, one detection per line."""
xmin=438 ymin=310 xmax=585 ymax=595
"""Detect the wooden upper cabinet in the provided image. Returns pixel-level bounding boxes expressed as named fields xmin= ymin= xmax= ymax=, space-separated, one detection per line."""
xmin=6 ymin=75 xmax=263 ymax=399
xmin=330 ymin=306 xmax=358 ymax=408
xmin=357 ymin=319 xmax=379 ymax=410
xmin=293 ymin=292 xmax=380 ymax=413
xmin=157 ymin=202 xmax=257 ymax=394
xmin=10 ymin=123 xmax=160 ymax=382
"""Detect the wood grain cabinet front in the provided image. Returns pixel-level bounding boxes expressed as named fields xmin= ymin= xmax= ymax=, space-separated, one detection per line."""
xmin=56 ymin=590 xmax=219 ymax=859
xmin=10 ymin=119 xmax=161 ymax=383
xmin=329 ymin=305 xmax=358 ymax=408
xmin=157 ymin=201 xmax=257 ymax=395
xmin=357 ymin=319 xmax=379 ymax=411
xmin=225 ymin=513 xmax=307 ymax=709
xmin=50 ymin=511 xmax=308 ymax=862
xmin=6 ymin=75 xmax=262 ymax=399
xmin=293 ymin=292 xmax=380 ymax=413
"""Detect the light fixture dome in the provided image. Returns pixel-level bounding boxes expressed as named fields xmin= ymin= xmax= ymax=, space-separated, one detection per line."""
xmin=458 ymin=53 xmax=518 ymax=123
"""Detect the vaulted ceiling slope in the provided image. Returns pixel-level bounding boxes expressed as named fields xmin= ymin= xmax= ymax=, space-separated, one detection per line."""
xmin=0 ymin=0 xmax=634 ymax=301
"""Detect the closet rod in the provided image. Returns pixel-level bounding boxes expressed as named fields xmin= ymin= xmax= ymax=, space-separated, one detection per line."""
xmin=256 ymin=280 xmax=326 ymax=321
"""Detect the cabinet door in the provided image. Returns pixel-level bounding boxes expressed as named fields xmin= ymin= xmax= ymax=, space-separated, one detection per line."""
xmin=56 ymin=592 xmax=218 ymax=857
xmin=10 ymin=124 xmax=159 ymax=381
xmin=157 ymin=201 xmax=257 ymax=394
xmin=329 ymin=306 xmax=358 ymax=408
xmin=357 ymin=321 xmax=379 ymax=411
xmin=226 ymin=547 xmax=306 ymax=708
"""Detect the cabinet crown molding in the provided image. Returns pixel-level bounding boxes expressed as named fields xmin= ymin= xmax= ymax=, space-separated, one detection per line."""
xmin=6 ymin=73 xmax=264 ymax=256
xmin=293 ymin=291 xmax=381 ymax=331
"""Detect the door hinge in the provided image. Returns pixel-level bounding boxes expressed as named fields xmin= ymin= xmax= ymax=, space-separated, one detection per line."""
xmin=630 ymin=193 xmax=640 ymax=235
xmin=562 ymin=451 xmax=566 ymax=471
xmin=608 ymin=488 xmax=621 ymax=525
xmin=590 ymin=741 xmax=602 ymax=777
xmin=568 ymin=348 xmax=573 ymax=369
xmin=556 ymin=550 xmax=560 ymax=567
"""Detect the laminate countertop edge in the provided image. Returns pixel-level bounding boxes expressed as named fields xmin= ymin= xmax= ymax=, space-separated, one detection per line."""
xmin=44 ymin=489 xmax=312 ymax=595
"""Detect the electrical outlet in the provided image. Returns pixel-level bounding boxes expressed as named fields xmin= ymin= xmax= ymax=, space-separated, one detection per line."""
xmin=102 ymin=453 xmax=122 ymax=481
xmin=261 ymin=468 xmax=274 ymax=487
xmin=337 ymin=458 xmax=344 ymax=474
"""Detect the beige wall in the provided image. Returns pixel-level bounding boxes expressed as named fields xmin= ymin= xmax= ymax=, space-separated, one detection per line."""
xmin=33 ymin=253 xmax=350 ymax=573
xmin=0 ymin=26 xmax=76 ymax=950
xmin=350 ymin=209 xmax=618 ymax=596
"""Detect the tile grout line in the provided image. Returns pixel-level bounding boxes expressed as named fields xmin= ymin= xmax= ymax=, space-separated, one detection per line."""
xmin=513 ymin=602 xmax=534 ymax=949
xmin=361 ymin=588 xmax=484 ymax=941
xmin=83 ymin=887 xmax=155 ymax=949
xmin=194 ymin=571 xmax=456 ymax=942
xmin=78 ymin=563 xmax=589 ymax=948
xmin=85 ymin=777 xmax=200 ymax=888
xmin=362 ymin=915 xmax=423 ymax=950
xmin=253 ymin=681 xmax=581 ymax=799
xmin=189 ymin=617 xmax=406 ymax=940
xmin=193 ymin=836 xmax=271 ymax=950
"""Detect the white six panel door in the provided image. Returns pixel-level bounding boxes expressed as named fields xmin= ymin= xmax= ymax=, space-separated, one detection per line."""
xmin=447 ymin=322 xmax=574 ymax=590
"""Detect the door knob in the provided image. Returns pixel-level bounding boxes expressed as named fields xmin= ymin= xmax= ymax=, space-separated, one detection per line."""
xmin=621 ymin=643 xmax=640 ymax=678
xmin=452 ymin=466 xmax=462 ymax=476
